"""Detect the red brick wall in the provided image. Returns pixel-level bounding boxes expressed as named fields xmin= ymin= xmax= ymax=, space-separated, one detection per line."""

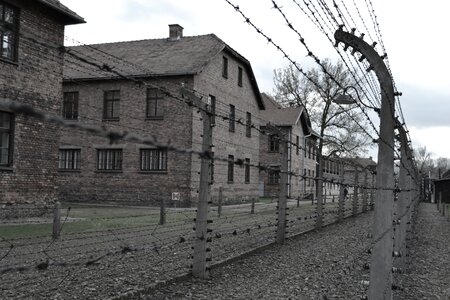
xmin=59 ymin=77 xmax=195 ymax=206
xmin=0 ymin=0 xmax=66 ymax=206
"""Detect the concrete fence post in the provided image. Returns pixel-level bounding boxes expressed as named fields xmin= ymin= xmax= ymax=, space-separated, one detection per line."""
xmin=218 ymin=187 xmax=223 ymax=218
xmin=338 ymin=161 xmax=345 ymax=221
xmin=277 ymin=135 xmax=288 ymax=244
xmin=183 ymin=87 xmax=212 ymax=279
xmin=352 ymin=165 xmax=359 ymax=217
xmin=52 ymin=201 xmax=61 ymax=240
xmin=159 ymin=197 xmax=166 ymax=225
xmin=251 ymin=197 xmax=255 ymax=214
xmin=335 ymin=29 xmax=396 ymax=299
xmin=362 ymin=170 xmax=368 ymax=212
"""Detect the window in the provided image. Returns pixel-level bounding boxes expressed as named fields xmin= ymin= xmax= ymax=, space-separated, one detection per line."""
xmin=269 ymin=134 xmax=279 ymax=152
xmin=59 ymin=149 xmax=80 ymax=170
xmin=312 ymin=170 xmax=315 ymax=187
xmin=97 ymin=149 xmax=122 ymax=171
xmin=146 ymin=88 xmax=164 ymax=119
xmin=140 ymin=149 xmax=167 ymax=171
xmin=308 ymin=145 xmax=311 ymax=159
xmin=307 ymin=169 xmax=311 ymax=186
xmin=227 ymin=155 xmax=234 ymax=183
xmin=296 ymin=135 xmax=299 ymax=155
xmin=246 ymin=112 xmax=251 ymax=137
xmin=63 ymin=92 xmax=79 ymax=120
xmin=0 ymin=111 xmax=13 ymax=167
xmin=222 ymin=56 xmax=228 ymax=78
xmin=268 ymin=168 xmax=280 ymax=185
xmin=103 ymin=90 xmax=120 ymax=120
xmin=209 ymin=95 xmax=216 ymax=125
xmin=244 ymin=158 xmax=250 ymax=184
xmin=0 ymin=2 xmax=18 ymax=61
xmin=229 ymin=104 xmax=235 ymax=132
xmin=238 ymin=66 xmax=243 ymax=87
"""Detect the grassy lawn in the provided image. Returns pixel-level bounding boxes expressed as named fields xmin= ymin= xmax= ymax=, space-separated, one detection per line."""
xmin=0 ymin=204 xmax=195 ymax=240
xmin=0 ymin=199 xmax=326 ymax=240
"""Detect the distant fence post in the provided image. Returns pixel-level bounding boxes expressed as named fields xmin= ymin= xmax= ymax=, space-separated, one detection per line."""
xmin=297 ymin=195 xmax=300 ymax=208
xmin=276 ymin=133 xmax=288 ymax=244
xmin=218 ymin=187 xmax=223 ymax=218
xmin=250 ymin=197 xmax=255 ymax=214
xmin=338 ymin=161 xmax=345 ymax=221
xmin=159 ymin=197 xmax=166 ymax=225
xmin=370 ymin=175 xmax=375 ymax=210
xmin=446 ymin=204 xmax=450 ymax=221
xmin=394 ymin=130 xmax=409 ymax=269
xmin=352 ymin=165 xmax=359 ymax=216
xmin=362 ymin=170 xmax=368 ymax=212
xmin=52 ymin=201 xmax=61 ymax=240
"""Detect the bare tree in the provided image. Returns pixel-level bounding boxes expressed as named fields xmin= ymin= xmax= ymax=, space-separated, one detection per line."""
xmin=431 ymin=157 xmax=450 ymax=179
xmin=413 ymin=145 xmax=434 ymax=175
xmin=273 ymin=59 xmax=373 ymax=157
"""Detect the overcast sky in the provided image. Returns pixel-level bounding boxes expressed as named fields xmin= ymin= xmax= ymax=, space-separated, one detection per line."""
xmin=60 ymin=0 xmax=450 ymax=159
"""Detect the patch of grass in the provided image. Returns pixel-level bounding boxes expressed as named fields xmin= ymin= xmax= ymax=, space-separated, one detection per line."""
xmin=0 ymin=204 xmax=195 ymax=240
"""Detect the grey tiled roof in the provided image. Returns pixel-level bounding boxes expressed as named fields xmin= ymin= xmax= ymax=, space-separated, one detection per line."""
xmin=343 ymin=157 xmax=377 ymax=169
xmin=260 ymin=93 xmax=303 ymax=126
xmin=37 ymin=0 xmax=85 ymax=24
xmin=64 ymin=34 xmax=225 ymax=79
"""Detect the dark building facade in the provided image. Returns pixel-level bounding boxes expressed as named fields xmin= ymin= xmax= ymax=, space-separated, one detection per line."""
xmin=0 ymin=0 xmax=83 ymax=210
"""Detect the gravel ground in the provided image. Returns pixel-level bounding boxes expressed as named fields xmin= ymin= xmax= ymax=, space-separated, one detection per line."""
xmin=132 ymin=203 xmax=450 ymax=300
xmin=136 ymin=211 xmax=375 ymax=299
xmin=1 ymin=201 xmax=351 ymax=299
xmin=394 ymin=203 xmax=450 ymax=300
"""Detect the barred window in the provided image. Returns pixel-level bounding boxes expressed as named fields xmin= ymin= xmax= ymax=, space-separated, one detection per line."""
xmin=238 ymin=66 xmax=243 ymax=87
xmin=140 ymin=149 xmax=167 ymax=171
xmin=244 ymin=158 xmax=250 ymax=184
xmin=97 ymin=149 xmax=122 ymax=171
xmin=246 ymin=112 xmax=251 ymax=137
xmin=63 ymin=92 xmax=79 ymax=120
xmin=269 ymin=134 xmax=279 ymax=152
xmin=0 ymin=111 xmax=13 ymax=167
xmin=227 ymin=155 xmax=234 ymax=183
xmin=59 ymin=149 xmax=80 ymax=170
xmin=146 ymin=88 xmax=164 ymax=119
xmin=103 ymin=90 xmax=120 ymax=120
xmin=268 ymin=168 xmax=280 ymax=185
xmin=222 ymin=56 xmax=228 ymax=78
xmin=229 ymin=104 xmax=235 ymax=132
xmin=0 ymin=2 xmax=18 ymax=61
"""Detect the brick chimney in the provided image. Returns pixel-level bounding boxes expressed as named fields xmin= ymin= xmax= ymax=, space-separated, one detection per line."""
xmin=169 ymin=24 xmax=183 ymax=40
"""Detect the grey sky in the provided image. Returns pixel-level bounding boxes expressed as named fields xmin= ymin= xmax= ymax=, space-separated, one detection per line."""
xmin=60 ymin=0 xmax=450 ymax=158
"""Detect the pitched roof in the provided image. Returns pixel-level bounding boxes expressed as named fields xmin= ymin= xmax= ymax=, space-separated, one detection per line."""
xmin=343 ymin=157 xmax=377 ymax=169
xmin=37 ymin=0 xmax=85 ymax=24
xmin=63 ymin=33 xmax=263 ymax=108
xmin=260 ymin=93 xmax=303 ymax=126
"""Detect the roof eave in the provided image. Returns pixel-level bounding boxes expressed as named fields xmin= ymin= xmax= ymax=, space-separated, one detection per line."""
xmin=63 ymin=72 xmax=197 ymax=82
xmin=36 ymin=0 xmax=85 ymax=25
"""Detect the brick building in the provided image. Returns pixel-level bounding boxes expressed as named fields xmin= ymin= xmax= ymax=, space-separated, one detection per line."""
xmin=59 ymin=25 xmax=264 ymax=206
xmin=0 ymin=0 xmax=83 ymax=210
xmin=258 ymin=93 xmax=319 ymax=199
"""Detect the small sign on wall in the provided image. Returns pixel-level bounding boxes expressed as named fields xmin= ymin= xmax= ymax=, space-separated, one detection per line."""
xmin=172 ymin=192 xmax=181 ymax=201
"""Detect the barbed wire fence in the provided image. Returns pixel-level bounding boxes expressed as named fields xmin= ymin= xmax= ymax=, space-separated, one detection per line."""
xmin=0 ymin=1 xmax=426 ymax=299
